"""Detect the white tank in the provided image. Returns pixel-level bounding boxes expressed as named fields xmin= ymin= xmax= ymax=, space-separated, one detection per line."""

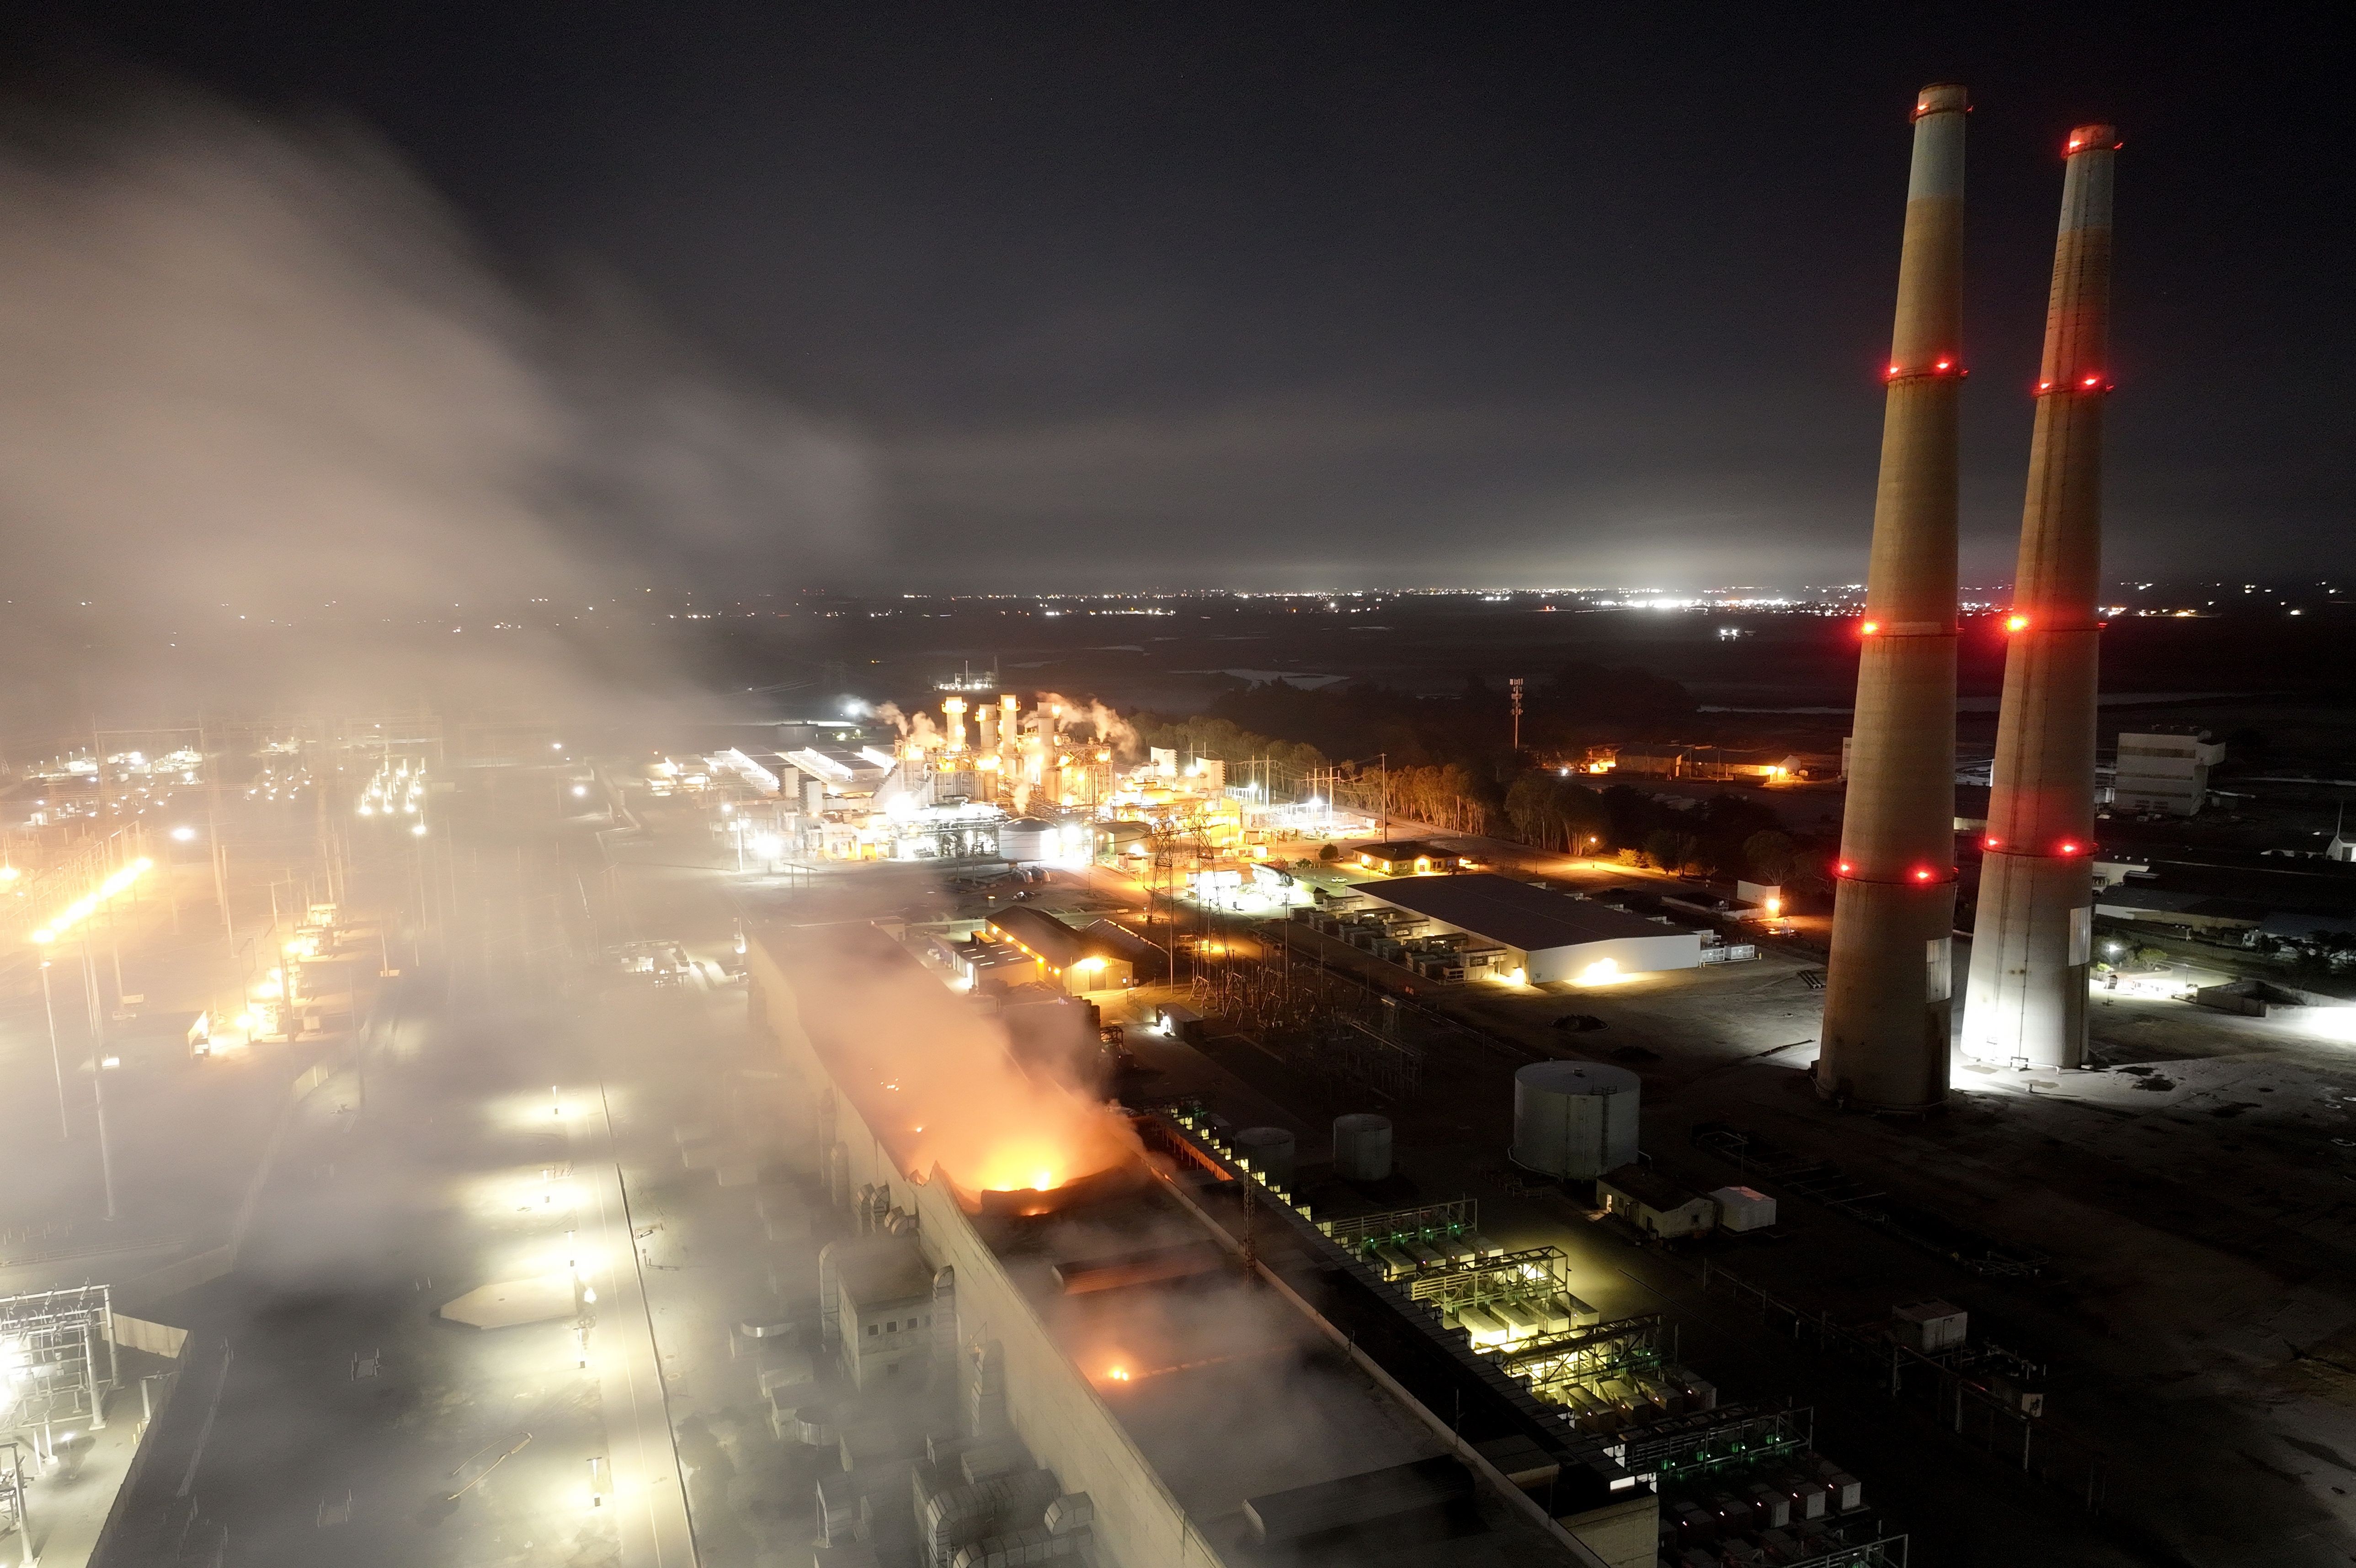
xmin=1231 ymin=1126 xmax=1296 ymax=1190
xmin=995 ymin=818 xmax=1055 ymax=864
xmin=1510 ymin=1061 xmax=1641 ymax=1179
xmin=1331 ymin=1113 xmax=1394 ymax=1182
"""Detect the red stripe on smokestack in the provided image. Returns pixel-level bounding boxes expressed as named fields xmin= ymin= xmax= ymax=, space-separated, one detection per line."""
xmin=1816 ymin=83 xmax=1967 ymax=1113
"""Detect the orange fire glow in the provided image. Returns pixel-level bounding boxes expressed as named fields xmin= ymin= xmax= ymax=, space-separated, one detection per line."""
xmin=773 ymin=928 xmax=1143 ymax=1200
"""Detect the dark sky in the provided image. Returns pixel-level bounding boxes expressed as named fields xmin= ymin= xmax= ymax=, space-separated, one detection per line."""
xmin=8 ymin=2 xmax=2349 ymax=592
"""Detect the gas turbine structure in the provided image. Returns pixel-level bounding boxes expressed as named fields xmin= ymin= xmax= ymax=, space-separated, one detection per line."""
xmin=1964 ymin=125 xmax=2121 ymax=1069
xmin=1817 ymin=84 xmax=1967 ymax=1112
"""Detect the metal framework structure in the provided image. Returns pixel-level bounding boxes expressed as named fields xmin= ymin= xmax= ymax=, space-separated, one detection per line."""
xmin=1786 ymin=1539 xmax=1909 ymax=1568
xmin=1405 ymin=1246 xmax=1567 ymax=1315
xmin=1321 ymin=1198 xmax=1476 ymax=1254
xmin=1496 ymin=1313 xmax=1670 ymax=1401
xmin=0 ymin=1285 xmax=115 ymax=1435
xmin=1626 ymin=1402 xmax=1812 ymax=1480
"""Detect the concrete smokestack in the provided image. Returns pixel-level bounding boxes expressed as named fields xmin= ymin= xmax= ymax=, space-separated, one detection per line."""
xmin=1817 ymin=83 xmax=1968 ymax=1112
xmin=1963 ymin=125 xmax=2119 ymax=1069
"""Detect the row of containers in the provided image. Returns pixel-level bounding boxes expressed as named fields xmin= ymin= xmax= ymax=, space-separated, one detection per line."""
xmin=1314 ymin=1199 xmax=1902 ymax=1568
xmin=1159 ymin=1107 xmax=1906 ymax=1568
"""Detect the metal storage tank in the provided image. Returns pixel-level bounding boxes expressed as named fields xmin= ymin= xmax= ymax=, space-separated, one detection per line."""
xmin=1331 ymin=1113 xmax=1393 ymax=1182
xmin=996 ymin=818 xmax=1055 ymax=864
xmin=1510 ymin=1061 xmax=1641 ymax=1179
xmin=1231 ymin=1127 xmax=1296 ymax=1190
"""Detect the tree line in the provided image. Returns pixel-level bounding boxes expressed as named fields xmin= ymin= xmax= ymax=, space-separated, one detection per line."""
xmin=1130 ymin=665 xmax=1829 ymax=889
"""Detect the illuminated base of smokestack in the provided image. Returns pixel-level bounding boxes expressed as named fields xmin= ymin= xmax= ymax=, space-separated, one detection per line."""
xmin=1816 ymin=877 xmax=1954 ymax=1111
xmin=1962 ymin=851 xmax=2091 ymax=1068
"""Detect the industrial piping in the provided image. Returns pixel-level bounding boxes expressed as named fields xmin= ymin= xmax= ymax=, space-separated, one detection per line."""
xmin=1963 ymin=124 xmax=2120 ymax=1069
xmin=1817 ymin=84 xmax=1968 ymax=1112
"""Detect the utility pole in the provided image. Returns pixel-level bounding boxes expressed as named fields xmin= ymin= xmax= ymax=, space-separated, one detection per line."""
xmin=82 ymin=940 xmax=118 ymax=1220
xmin=1509 ymin=677 xmax=1525 ymax=754
xmin=40 ymin=957 xmax=69 ymax=1138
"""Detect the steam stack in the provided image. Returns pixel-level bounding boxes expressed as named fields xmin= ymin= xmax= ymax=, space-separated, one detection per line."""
xmin=1817 ymin=84 xmax=1968 ymax=1112
xmin=1963 ymin=126 xmax=2119 ymax=1068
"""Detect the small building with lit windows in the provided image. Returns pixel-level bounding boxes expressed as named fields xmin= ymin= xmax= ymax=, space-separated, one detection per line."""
xmin=1352 ymin=840 xmax=1461 ymax=876
xmin=983 ymin=907 xmax=1136 ymax=994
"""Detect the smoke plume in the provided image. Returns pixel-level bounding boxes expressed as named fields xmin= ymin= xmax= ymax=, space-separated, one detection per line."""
xmin=774 ymin=925 xmax=1140 ymax=1194
xmin=1028 ymin=693 xmax=1139 ymax=758
xmin=0 ymin=81 xmax=874 ymax=724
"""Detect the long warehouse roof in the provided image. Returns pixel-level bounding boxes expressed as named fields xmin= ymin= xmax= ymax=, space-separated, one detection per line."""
xmin=1350 ymin=874 xmax=1692 ymax=951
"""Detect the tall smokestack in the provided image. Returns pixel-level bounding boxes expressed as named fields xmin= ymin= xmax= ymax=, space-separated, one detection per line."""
xmin=1963 ymin=124 xmax=2119 ymax=1069
xmin=1817 ymin=83 xmax=1968 ymax=1112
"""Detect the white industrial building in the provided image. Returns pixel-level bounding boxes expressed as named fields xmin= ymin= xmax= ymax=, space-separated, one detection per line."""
xmin=2113 ymin=730 xmax=2224 ymax=816
xmin=1348 ymin=874 xmax=1703 ymax=983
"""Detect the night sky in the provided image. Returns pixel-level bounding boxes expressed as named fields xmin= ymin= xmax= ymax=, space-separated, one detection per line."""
xmin=5 ymin=2 xmax=2348 ymax=593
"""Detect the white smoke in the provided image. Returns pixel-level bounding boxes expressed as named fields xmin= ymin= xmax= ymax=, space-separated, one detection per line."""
xmin=0 ymin=84 xmax=874 ymax=718
xmin=1028 ymin=693 xmax=1138 ymax=758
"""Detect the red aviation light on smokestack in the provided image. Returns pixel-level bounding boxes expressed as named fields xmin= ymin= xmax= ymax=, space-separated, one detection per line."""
xmin=1983 ymin=835 xmax=2001 ymax=850
xmin=2005 ymin=614 xmax=2031 ymax=633
xmin=2058 ymin=840 xmax=2083 ymax=856
xmin=1859 ymin=620 xmax=1881 ymax=637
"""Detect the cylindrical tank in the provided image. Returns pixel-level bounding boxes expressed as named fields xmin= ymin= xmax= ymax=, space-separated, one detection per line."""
xmin=996 ymin=818 xmax=1055 ymax=864
xmin=1332 ymin=1113 xmax=1394 ymax=1182
xmin=1232 ymin=1127 xmax=1296 ymax=1190
xmin=1510 ymin=1062 xmax=1641 ymax=1179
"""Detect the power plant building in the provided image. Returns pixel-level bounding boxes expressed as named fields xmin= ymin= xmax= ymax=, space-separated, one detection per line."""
xmin=1347 ymin=875 xmax=1703 ymax=983
xmin=983 ymin=906 xmax=1136 ymax=993
xmin=743 ymin=927 xmax=1629 ymax=1566
xmin=2112 ymin=730 xmax=2222 ymax=817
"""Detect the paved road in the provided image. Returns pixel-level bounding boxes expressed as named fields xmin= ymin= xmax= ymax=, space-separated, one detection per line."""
xmin=565 ymin=1080 xmax=698 ymax=1568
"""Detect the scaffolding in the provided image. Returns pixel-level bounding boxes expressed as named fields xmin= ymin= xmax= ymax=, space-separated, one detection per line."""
xmin=1406 ymin=1246 xmax=1568 ymax=1315
xmin=1321 ymin=1199 xmax=1476 ymax=1255
xmin=0 ymin=1285 xmax=116 ymax=1435
xmin=1625 ymin=1402 xmax=1812 ymax=1481
xmin=1496 ymin=1313 xmax=1670 ymax=1401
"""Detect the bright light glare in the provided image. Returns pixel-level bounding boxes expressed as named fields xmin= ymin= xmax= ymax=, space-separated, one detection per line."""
xmin=29 ymin=856 xmax=152 ymax=945
xmin=1578 ymin=957 xmax=1623 ymax=986
xmin=171 ymin=825 xmax=197 ymax=841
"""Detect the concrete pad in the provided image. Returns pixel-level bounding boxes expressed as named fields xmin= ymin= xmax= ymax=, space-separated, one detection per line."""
xmin=437 ymin=1272 xmax=574 ymax=1329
